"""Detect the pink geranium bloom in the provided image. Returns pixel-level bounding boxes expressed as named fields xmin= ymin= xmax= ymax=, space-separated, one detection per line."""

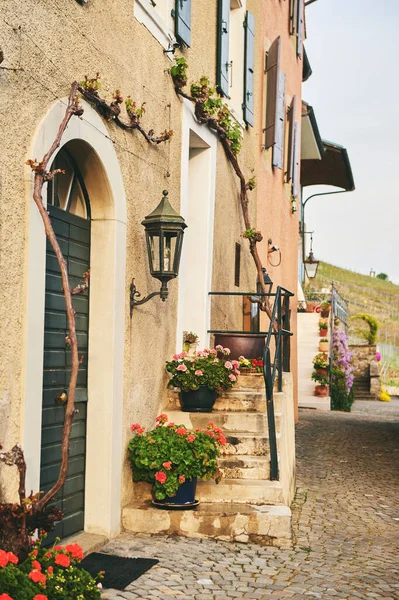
xmin=229 ymin=374 xmax=237 ymax=382
xmin=195 ymin=369 xmax=203 ymax=376
xmin=215 ymin=345 xmax=224 ymax=351
xmin=186 ymin=434 xmax=196 ymax=442
xmin=234 ymin=369 xmax=240 ymax=375
xmin=173 ymin=353 xmax=181 ymax=360
xmin=163 ymin=461 xmax=172 ymax=470
xmin=210 ymin=349 xmax=217 ymax=355
xmin=177 ymin=364 xmax=187 ymax=372
xmin=179 ymin=475 xmax=186 ymax=483
xmin=224 ymin=361 xmax=233 ymax=370
xmin=231 ymin=360 xmax=239 ymax=368
xmin=176 ymin=427 xmax=188 ymax=436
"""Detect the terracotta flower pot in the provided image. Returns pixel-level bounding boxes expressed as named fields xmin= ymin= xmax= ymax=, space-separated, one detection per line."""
xmin=305 ymin=302 xmax=319 ymax=313
xmin=319 ymin=328 xmax=328 ymax=337
xmin=315 ymin=368 xmax=328 ymax=377
xmin=315 ymin=385 xmax=329 ymax=397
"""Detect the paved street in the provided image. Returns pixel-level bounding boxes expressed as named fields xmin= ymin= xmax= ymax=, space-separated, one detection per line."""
xmin=101 ymin=400 xmax=399 ymax=600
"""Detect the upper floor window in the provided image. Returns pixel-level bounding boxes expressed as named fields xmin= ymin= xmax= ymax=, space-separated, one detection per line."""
xmin=134 ymin=0 xmax=192 ymax=50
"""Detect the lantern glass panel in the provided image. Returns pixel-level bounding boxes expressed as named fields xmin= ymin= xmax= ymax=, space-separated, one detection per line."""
xmin=305 ymin=260 xmax=318 ymax=279
xmin=163 ymin=231 xmax=177 ymax=274
xmin=148 ymin=233 xmax=160 ymax=274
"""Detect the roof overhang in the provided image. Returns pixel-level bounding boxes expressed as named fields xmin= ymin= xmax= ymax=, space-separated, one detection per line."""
xmin=301 ymin=102 xmax=324 ymax=160
xmin=301 ymin=139 xmax=355 ymax=191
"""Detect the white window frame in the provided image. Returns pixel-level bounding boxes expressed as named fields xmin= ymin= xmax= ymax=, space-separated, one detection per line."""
xmin=134 ymin=0 xmax=177 ymax=53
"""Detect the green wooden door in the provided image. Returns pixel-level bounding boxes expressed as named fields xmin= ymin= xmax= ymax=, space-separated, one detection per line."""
xmin=40 ymin=148 xmax=91 ymax=542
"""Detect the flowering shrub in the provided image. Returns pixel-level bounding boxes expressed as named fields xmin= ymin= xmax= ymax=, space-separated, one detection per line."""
xmin=0 ymin=539 xmax=102 ymax=599
xmin=165 ymin=347 xmax=240 ymax=392
xmin=312 ymin=353 xmax=329 ymax=370
xmin=238 ymin=356 xmax=263 ymax=373
xmin=128 ymin=414 xmax=226 ymax=500
xmin=379 ymin=388 xmax=391 ymax=402
xmin=331 ymin=329 xmax=355 ymax=412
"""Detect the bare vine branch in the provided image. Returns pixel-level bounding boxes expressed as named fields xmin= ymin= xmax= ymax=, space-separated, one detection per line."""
xmin=171 ymin=62 xmax=273 ymax=320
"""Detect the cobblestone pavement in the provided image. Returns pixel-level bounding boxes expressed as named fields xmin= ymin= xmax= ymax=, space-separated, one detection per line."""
xmin=101 ymin=400 xmax=399 ymax=600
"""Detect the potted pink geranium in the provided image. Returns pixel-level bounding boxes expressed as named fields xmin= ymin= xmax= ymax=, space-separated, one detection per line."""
xmin=165 ymin=346 xmax=240 ymax=412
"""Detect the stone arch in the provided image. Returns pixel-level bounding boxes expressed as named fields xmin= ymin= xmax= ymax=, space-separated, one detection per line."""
xmin=23 ymin=100 xmax=127 ymax=538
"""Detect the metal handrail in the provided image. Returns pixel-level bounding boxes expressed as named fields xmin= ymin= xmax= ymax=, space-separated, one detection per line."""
xmin=262 ymin=286 xmax=294 ymax=480
xmin=208 ymin=286 xmax=294 ymax=481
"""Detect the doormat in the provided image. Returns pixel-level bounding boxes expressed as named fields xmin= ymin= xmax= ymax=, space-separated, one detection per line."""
xmin=80 ymin=552 xmax=159 ymax=590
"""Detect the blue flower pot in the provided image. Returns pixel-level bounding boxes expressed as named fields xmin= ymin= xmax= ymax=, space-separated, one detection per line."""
xmin=180 ymin=386 xmax=217 ymax=412
xmin=152 ymin=478 xmax=198 ymax=509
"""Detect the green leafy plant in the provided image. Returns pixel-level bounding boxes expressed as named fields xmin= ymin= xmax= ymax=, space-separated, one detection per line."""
xmin=351 ymin=314 xmax=379 ymax=345
xmin=320 ymin=338 xmax=329 ymax=343
xmin=238 ymin=356 xmax=263 ymax=373
xmin=319 ymin=320 xmax=328 ymax=330
xmin=80 ymin=72 xmax=101 ymax=94
xmin=311 ymin=371 xmax=329 ymax=386
xmin=331 ymin=368 xmax=354 ymax=411
xmin=0 ymin=538 xmax=102 ymax=599
xmin=128 ymin=414 xmax=225 ymax=500
xmin=183 ymin=331 xmax=199 ymax=344
xmin=166 ymin=347 xmax=240 ymax=392
xmin=170 ymin=57 xmax=188 ymax=88
xmin=247 ymin=176 xmax=256 ymax=191
xmin=242 ymin=228 xmax=263 ymax=242
xmin=312 ymin=353 xmax=329 ymax=370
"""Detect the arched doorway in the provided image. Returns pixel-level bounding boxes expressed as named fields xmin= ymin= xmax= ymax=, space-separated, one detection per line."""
xmin=40 ymin=146 xmax=91 ymax=541
xmin=24 ymin=100 xmax=127 ymax=539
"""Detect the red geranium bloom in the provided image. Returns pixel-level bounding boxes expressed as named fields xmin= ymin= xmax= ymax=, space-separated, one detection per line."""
xmin=155 ymin=471 xmax=167 ymax=484
xmin=47 ymin=566 xmax=54 ymax=575
xmin=32 ymin=560 xmax=42 ymax=570
xmin=176 ymin=427 xmax=187 ymax=436
xmin=0 ymin=594 xmax=14 ymax=600
xmin=216 ymin=434 xmax=227 ymax=445
xmin=28 ymin=570 xmax=47 ymax=586
xmin=0 ymin=550 xmax=9 ymax=567
xmin=186 ymin=434 xmax=195 ymax=442
xmin=179 ymin=475 xmax=185 ymax=483
xmin=55 ymin=553 xmax=70 ymax=568
xmin=34 ymin=595 xmax=49 ymax=600
xmin=155 ymin=414 xmax=168 ymax=425
xmin=6 ymin=552 xmax=18 ymax=565
xmin=65 ymin=543 xmax=84 ymax=560
xmin=31 ymin=549 xmax=39 ymax=557
xmin=162 ymin=461 xmax=172 ymax=470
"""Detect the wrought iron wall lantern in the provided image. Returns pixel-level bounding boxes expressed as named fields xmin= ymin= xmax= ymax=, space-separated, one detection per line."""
xmin=130 ymin=190 xmax=187 ymax=316
xmin=303 ymin=232 xmax=319 ymax=279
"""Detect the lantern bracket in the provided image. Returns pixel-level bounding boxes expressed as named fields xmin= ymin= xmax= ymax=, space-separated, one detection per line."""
xmin=130 ymin=278 xmax=168 ymax=316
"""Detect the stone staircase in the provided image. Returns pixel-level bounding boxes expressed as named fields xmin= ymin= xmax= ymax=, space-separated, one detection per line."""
xmin=297 ymin=312 xmax=331 ymax=411
xmin=353 ymin=376 xmax=375 ymax=401
xmin=122 ymin=373 xmax=295 ymax=547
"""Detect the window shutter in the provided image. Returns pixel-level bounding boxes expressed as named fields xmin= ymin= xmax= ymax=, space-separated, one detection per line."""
xmin=175 ymin=0 xmax=192 ymax=47
xmin=289 ymin=0 xmax=297 ymax=35
xmin=243 ymin=10 xmax=255 ymax=127
xmin=272 ymin=71 xmax=286 ymax=170
xmin=297 ymin=0 xmax=304 ymax=58
xmin=292 ymin=121 xmax=300 ymax=197
xmin=265 ymin=36 xmax=281 ymax=149
xmin=287 ymin=95 xmax=297 ymax=182
xmin=217 ymin=0 xmax=230 ymax=97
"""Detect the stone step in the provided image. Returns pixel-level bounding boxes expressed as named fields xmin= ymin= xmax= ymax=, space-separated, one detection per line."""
xmin=130 ymin=479 xmax=285 ymax=505
xmin=165 ymin=390 xmax=284 ymax=413
xmin=219 ymin=455 xmax=271 ymax=480
xmin=221 ymin=432 xmax=277 ymax=456
xmin=122 ymin=502 xmax=292 ymax=547
xmin=298 ymin=396 xmax=331 ymax=411
xmin=163 ymin=410 xmax=281 ymax=434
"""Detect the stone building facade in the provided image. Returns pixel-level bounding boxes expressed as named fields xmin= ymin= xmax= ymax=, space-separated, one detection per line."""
xmin=0 ymin=0 xmax=310 ymax=543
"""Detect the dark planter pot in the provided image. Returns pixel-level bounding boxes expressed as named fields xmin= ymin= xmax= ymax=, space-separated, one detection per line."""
xmin=180 ymin=386 xmax=217 ymax=412
xmin=214 ymin=333 xmax=266 ymax=360
xmin=320 ymin=310 xmax=330 ymax=318
xmin=315 ymin=385 xmax=329 ymax=397
xmin=152 ymin=478 xmax=198 ymax=509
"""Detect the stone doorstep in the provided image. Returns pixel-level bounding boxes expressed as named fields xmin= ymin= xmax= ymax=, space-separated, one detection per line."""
xmin=165 ymin=390 xmax=283 ymax=413
xmin=298 ymin=396 xmax=331 ymax=411
xmin=219 ymin=454 xmax=271 ymax=480
xmin=61 ymin=532 xmax=108 ymax=556
xmin=130 ymin=479 xmax=285 ymax=505
xmin=164 ymin=410 xmax=282 ymax=434
xmin=122 ymin=501 xmax=292 ymax=547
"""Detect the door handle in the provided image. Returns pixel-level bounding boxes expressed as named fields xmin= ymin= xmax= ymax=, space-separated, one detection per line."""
xmin=56 ymin=390 xmax=68 ymax=404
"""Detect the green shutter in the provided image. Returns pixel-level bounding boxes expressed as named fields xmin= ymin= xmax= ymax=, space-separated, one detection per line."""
xmin=175 ymin=0 xmax=192 ymax=47
xmin=217 ymin=0 xmax=230 ymax=97
xmin=243 ymin=11 xmax=255 ymax=127
xmin=273 ymin=71 xmax=286 ymax=170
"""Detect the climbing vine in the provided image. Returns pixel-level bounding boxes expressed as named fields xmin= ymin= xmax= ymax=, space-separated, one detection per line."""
xmin=170 ymin=58 xmax=272 ymax=316
xmin=350 ymin=314 xmax=379 ymax=345
xmin=79 ymin=74 xmax=173 ymax=144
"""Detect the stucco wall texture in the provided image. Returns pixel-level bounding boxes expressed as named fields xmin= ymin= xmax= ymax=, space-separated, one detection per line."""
xmin=256 ymin=1 xmax=302 ymax=419
xmin=0 ymin=0 xmax=265 ymax=507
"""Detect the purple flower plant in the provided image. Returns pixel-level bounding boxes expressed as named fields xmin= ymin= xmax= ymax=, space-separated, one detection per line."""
xmin=332 ymin=329 xmax=354 ymax=393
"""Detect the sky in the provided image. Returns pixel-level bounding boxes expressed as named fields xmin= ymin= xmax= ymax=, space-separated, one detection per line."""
xmin=303 ymin=0 xmax=399 ymax=284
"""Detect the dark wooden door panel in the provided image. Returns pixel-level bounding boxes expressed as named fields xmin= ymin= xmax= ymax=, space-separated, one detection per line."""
xmin=40 ymin=204 xmax=90 ymax=542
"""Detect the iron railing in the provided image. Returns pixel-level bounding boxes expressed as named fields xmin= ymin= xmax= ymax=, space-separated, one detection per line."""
xmin=208 ymin=286 xmax=294 ymax=481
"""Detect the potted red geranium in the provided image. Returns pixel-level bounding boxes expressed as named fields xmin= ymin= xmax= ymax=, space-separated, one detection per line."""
xmin=128 ymin=414 xmax=225 ymax=508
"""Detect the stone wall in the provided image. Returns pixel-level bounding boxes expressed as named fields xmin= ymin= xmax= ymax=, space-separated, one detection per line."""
xmin=350 ymin=344 xmax=380 ymax=399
